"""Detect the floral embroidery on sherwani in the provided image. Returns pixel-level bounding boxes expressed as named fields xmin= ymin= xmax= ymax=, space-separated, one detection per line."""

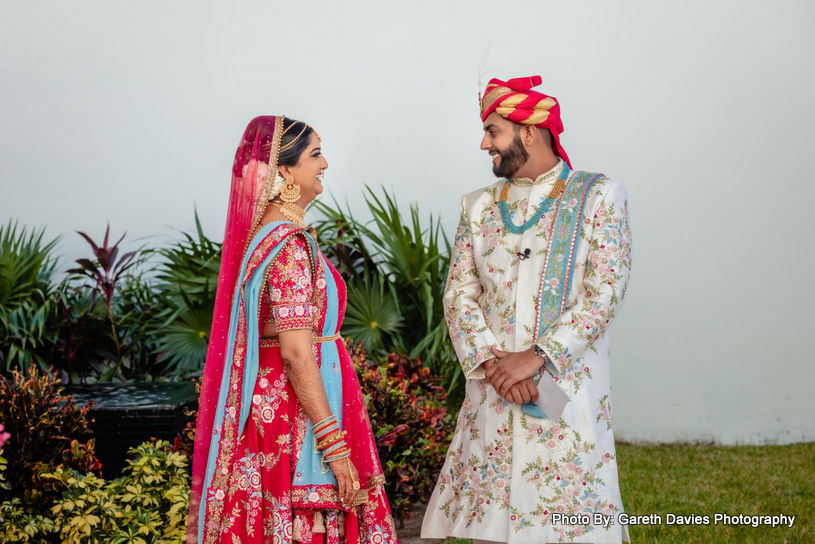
xmin=423 ymin=162 xmax=632 ymax=544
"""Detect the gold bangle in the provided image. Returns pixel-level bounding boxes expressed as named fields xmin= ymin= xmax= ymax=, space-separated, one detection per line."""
xmin=317 ymin=430 xmax=347 ymax=451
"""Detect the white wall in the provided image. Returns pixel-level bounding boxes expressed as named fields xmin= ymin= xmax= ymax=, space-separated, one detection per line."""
xmin=2 ymin=0 xmax=813 ymax=444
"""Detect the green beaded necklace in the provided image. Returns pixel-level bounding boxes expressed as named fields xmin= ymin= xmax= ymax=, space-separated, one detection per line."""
xmin=499 ymin=165 xmax=571 ymax=234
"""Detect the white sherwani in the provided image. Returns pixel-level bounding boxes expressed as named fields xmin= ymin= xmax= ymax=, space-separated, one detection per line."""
xmin=422 ymin=160 xmax=632 ymax=543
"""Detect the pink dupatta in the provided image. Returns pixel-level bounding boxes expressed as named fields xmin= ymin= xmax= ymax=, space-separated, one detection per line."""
xmin=187 ymin=116 xmax=283 ymax=542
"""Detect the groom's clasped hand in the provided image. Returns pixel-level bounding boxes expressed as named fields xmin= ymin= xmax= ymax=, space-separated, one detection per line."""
xmin=483 ymin=345 xmax=543 ymax=405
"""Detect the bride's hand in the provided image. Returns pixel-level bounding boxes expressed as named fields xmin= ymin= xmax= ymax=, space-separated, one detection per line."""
xmin=329 ymin=457 xmax=360 ymax=507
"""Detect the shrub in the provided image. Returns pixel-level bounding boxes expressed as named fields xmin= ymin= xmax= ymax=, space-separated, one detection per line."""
xmin=59 ymin=212 xmax=222 ymax=382
xmin=0 ymin=221 xmax=61 ymax=372
xmin=147 ymin=211 xmax=221 ymax=375
xmin=0 ymin=440 xmax=189 ymax=544
xmin=53 ymin=214 xmax=220 ymax=383
xmin=0 ymin=365 xmax=100 ymax=509
xmin=52 ymin=282 xmax=119 ymax=380
xmin=111 ymin=273 xmax=166 ymax=381
xmin=47 ymin=440 xmax=190 ymax=544
xmin=67 ymin=224 xmax=141 ymax=361
xmin=313 ymin=188 xmax=464 ymax=409
xmin=349 ymin=342 xmax=454 ymax=524
xmin=0 ymin=449 xmax=57 ymax=543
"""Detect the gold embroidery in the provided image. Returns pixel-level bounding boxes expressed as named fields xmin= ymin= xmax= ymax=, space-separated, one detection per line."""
xmin=367 ymin=474 xmax=386 ymax=488
xmin=249 ymin=117 xmax=285 ymax=242
xmin=480 ymin=86 xmax=514 ymax=115
xmin=512 ymin=161 xmax=564 ymax=187
xmin=291 ymin=486 xmax=341 ymax=504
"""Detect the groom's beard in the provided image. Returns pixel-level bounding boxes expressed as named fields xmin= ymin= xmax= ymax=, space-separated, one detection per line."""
xmin=492 ymin=134 xmax=530 ymax=179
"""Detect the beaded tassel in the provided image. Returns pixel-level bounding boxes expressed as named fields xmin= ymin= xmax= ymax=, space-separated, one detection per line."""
xmin=313 ymin=511 xmax=325 ymax=534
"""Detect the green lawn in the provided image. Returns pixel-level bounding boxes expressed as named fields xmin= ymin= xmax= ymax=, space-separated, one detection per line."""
xmin=617 ymin=442 xmax=815 ymax=543
xmin=441 ymin=443 xmax=815 ymax=543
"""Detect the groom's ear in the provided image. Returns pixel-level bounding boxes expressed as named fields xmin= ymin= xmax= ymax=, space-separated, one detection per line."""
xmin=521 ymin=125 xmax=537 ymax=147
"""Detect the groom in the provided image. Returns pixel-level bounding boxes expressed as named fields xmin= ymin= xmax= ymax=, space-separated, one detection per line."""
xmin=422 ymin=76 xmax=632 ymax=543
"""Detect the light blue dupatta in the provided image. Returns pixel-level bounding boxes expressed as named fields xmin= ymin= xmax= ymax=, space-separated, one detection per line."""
xmin=198 ymin=222 xmax=321 ymax=536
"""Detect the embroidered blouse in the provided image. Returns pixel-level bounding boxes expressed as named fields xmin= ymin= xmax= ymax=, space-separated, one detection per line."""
xmin=259 ymin=234 xmax=316 ymax=332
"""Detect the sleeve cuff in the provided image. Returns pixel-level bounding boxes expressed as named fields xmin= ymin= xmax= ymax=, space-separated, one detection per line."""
xmin=535 ymin=343 xmax=561 ymax=378
xmin=272 ymin=303 xmax=315 ymax=331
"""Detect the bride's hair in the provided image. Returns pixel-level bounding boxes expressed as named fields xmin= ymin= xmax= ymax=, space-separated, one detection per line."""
xmin=278 ymin=117 xmax=315 ymax=168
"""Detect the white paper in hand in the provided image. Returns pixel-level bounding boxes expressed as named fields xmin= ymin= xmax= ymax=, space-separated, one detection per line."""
xmin=535 ymin=372 xmax=570 ymax=421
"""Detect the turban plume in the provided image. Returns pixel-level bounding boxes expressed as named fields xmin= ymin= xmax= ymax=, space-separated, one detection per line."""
xmin=480 ymin=75 xmax=571 ymax=168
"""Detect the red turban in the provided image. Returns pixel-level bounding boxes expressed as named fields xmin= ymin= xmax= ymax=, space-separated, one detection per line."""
xmin=480 ymin=75 xmax=571 ymax=168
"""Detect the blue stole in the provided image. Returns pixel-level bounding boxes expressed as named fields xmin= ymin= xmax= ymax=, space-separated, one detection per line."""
xmin=521 ymin=170 xmax=605 ymax=419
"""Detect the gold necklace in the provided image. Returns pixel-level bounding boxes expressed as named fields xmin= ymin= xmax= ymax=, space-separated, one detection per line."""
xmin=271 ymin=200 xmax=306 ymax=227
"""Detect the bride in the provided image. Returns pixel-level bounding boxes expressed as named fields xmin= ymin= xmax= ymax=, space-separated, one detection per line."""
xmin=187 ymin=116 xmax=398 ymax=544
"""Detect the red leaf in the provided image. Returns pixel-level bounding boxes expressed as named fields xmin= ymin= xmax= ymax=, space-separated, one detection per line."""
xmin=109 ymin=246 xmax=121 ymax=269
xmin=76 ymin=231 xmax=99 ymax=254
xmin=97 ymin=248 xmax=111 ymax=270
xmin=112 ymin=230 xmax=127 ymax=252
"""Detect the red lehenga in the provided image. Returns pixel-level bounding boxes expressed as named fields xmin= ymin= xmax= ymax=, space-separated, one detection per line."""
xmin=187 ymin=116 xmax=398 ymax=544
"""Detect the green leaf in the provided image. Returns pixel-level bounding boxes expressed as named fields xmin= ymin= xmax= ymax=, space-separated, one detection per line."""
xmin=343 ymin=273 xmax=403 ymax=351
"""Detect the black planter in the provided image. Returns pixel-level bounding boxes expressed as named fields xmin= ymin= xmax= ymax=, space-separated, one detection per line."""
xmin=64 ymin=382 xmax=198 ymax=478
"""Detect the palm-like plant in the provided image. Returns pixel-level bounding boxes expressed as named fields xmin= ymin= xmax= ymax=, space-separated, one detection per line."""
xmin=312 ymin=187 xmax=462 ymax=400
xmin=342 ymin=271 xmax=403 ymax=351
xmin=148 ymin=211 xmax=221 ymax=374
xmin=0 ymin=221 xmax=61 ymax=371
xmin=360 ymin=190 xmax=450 ymax=354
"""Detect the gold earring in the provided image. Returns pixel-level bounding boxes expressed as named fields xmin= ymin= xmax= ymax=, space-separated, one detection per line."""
xmin=280 ymin=176 xmax=301 ymax=203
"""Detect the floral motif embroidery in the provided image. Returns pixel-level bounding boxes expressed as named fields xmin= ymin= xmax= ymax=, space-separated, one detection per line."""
xmin=263 ymin=494 xmax=293 ymax=544
xmin=359 ymin=486 xmax=397 ymax=544
xmin=204 ymin=225 xmax=306 ymax=543
xmin=538 ymin=184 xmax=633 ymax=362
xmin=291 ymin=483 xmax=343 ymax=510
xmin=266 ymin=235 xmax=316 ymax=331
xmin=235 ymin=453 xmax=263 ymax=536
xmin=519 ymin=413 xmax=571 ymax=453
xmin=520 ymin=423 xmax=620 ymax=541
xmin=444 ymin=212 xmax=502 ymax=376
xmin=540 ymin=341 xmax=592 ymax=396
xmin=455 ymin=394 xmax=480 ymax=440
xmin=597 ymin=394 xmax=612 ymax=430
xmin=202 ymin=224 xmax=397 ymax=544
xmin=436 ymin=413 xmax=514 ymax=526
xmin=251 ymin=368 xmax=290 ymax=437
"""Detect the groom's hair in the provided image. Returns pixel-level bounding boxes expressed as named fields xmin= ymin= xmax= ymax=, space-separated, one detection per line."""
xmin=512 ymin=123 xmax=554 ymax=150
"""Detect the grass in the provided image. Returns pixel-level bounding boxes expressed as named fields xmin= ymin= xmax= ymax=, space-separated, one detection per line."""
xmin=436 ymin=443 xmax=815 ymax=543
xmin=617 ymin=442 xmax=815 ymax=543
